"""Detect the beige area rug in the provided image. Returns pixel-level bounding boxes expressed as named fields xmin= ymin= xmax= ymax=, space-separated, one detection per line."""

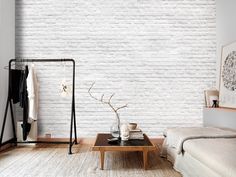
xmin=0 ymin=144 xmax=181 ymax=177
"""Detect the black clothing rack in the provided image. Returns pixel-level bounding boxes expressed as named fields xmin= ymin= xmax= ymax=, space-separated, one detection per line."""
xmin=0 ymin=59 xmax=78 ymax=154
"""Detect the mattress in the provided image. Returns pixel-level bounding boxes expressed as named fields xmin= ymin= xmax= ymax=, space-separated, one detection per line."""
xmin=174 ymin=151 xmax=221 ymax=177
xmin=166 ymin=146 xmax=177 ymax=164
xmin=161 ymin=127 xmax=236 ymax=177
xmin=183 ymin=138 xmax=236 ymax=177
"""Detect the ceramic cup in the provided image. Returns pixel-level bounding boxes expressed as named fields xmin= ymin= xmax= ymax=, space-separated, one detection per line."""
xmin=128 ymin=123 xmax=137 ymax=130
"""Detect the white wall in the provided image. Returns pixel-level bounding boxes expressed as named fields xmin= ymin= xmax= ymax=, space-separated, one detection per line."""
xmin=0 ymin=0 xmax=15 ymax=142
xmin=216 ymin=0 xmax=236 ymax=88
xmin=15 ymin=0 xmax=216 ymax=138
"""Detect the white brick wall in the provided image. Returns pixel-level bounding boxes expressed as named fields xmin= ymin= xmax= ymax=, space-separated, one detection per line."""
xmin=15 ymin=0 xmax=216 ymax=138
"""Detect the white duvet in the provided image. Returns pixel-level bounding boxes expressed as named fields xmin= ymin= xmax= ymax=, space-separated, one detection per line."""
xmin=183 ymin=138 xmax=236 ymax=177
xmin=166 ymin=127 xmax=236 ymax=154
xmin=162 ymin=127 xmax=236 ymax=177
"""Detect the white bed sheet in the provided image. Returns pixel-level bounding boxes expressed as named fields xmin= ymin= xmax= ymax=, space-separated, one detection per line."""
xmin=161 ymin=127 xmax=236 ymax=177
xmin=174 ymin=151 xmax=221 ymax=177
xmin=183 ymin=138 xmax=236 ymax=177
xmin=166 ymin=127 xmax=236 ymax=154
xmin=163 ymin=145 xmax=222 ymax=177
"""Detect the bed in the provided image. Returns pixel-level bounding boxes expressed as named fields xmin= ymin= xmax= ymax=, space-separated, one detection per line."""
xmin=161 ymin=126 xmax=236 ymax=177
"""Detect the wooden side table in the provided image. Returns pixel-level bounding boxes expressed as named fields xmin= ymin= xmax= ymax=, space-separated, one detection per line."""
xmin=92 ymin=133 xmax=156 ymax=170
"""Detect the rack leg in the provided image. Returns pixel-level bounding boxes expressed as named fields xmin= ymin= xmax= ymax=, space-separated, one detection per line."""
xmin=0 ymin=100 xmax=9 ymax=145
xmin=73 ymin=105 xmax=78 ymax=144
xmin=9 ymin=100 xmax=17 ymax=145
xmin=69 ymin=107 xmax=74 ymax=155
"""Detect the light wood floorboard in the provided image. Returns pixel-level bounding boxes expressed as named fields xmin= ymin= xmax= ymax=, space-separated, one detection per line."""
xmin=0 ymin=144 xmax=181 ymax=177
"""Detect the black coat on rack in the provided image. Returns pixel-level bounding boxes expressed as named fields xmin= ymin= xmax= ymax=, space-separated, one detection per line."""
xmin=0 ymin=59 xmax=78 ymax=154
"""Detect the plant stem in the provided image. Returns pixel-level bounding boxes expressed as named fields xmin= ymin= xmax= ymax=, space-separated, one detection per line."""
xmin=115 ymin=112 xmax=121 ymax=139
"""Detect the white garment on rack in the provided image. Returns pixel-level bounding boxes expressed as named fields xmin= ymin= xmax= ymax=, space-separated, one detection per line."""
xmin=27 ymin=64 xmax=39 ymax=123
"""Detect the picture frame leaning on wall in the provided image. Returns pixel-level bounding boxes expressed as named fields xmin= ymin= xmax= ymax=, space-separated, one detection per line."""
xmin=219 ymin=41 xmax=236 ymax=108
xmin=204 ymin=90 xmax=219 ymax=107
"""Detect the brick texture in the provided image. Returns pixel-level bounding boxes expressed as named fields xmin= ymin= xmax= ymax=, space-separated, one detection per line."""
xmin=15 ymin=0 xmax=216 ymax=138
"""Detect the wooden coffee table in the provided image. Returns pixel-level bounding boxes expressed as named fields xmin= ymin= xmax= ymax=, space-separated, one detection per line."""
xmin=92 ymin=133 xmax=156 ymax=170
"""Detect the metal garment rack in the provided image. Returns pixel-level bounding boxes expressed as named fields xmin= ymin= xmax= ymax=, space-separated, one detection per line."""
xmin=0 ymin=59 xmax=78 ymax=154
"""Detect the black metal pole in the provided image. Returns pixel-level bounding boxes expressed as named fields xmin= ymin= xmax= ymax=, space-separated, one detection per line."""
xmin=73 ymin=104 xmax=77 ymax=144
xmin=9 ymin=60 xmax=17 ymax=145
xmin=0 ymin=99 xmax=9 ymax=145
xmin=12 ymin=58 xmax=75 ymax=63
xmin=69 ymin=59 xmax=76 ymax=154
xmin=0 ymin=60 xmax=13 ymax=146
xmin=69 ymin=112 xmax=73 ymax=154
xmin=9 ymin=100 xmax=17 ymax=144
xmin=72 ymin=60 xmax=77 ymax=144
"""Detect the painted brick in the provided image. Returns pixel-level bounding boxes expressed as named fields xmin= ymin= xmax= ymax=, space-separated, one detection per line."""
xmin=15 ymin=0 xmax=216 ymax=138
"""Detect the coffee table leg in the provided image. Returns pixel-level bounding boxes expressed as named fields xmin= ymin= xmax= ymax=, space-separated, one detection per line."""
xmin=100 ymin=150 xmax=105 ymax=170
xmin=143 ymin=149 xmax=148 ymax=170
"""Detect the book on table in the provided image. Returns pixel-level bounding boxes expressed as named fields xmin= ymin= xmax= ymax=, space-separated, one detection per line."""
xmin=129 ymin=128 xmax=144 ymax=140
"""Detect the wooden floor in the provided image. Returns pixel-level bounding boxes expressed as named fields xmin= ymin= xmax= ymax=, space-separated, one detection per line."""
xmin=0 ymin=143 xmax=181 ymax=177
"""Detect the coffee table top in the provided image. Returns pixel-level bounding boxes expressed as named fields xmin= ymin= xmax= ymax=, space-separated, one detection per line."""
xmin=93 ymin=133 xmax=154 ymax=147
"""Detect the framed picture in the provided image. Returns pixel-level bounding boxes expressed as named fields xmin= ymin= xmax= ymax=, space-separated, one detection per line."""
xmin=219 ymin=41 xmax=236 ymax=108
xmin=204 ymin=90 xmax=219 ymax=107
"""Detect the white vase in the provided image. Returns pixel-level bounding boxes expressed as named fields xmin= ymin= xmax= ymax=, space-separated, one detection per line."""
xmin=121 ymin=124 xmax=129 ymax=141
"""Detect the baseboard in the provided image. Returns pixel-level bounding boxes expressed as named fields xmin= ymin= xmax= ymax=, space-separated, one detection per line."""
xmin=37 ymin=137 xmax=93 ymax=145
xmin=37 ymin=137 xmax=164 ymax=145
xmin=0 ymin=138 xmax=15 ymax=152
xmin=0 ymin=143 xmax=13 ymax=152
xmin=0 ymin=137 xmax=164 ymax=150
xmin=151 ymin=138 xmax=164 ymax=145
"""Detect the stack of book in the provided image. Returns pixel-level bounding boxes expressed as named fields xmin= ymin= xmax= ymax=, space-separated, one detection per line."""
xmin=129 ymin=129 xmax=144 ymax=140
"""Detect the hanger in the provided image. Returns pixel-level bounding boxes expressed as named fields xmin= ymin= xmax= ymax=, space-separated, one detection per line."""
xmin=4 ymin=58 xmax=27 ymax=70
xmin=4 ymin=62 xmax=16 ymax=70
xmin=4 ymin=64 xmax=15 ymax=70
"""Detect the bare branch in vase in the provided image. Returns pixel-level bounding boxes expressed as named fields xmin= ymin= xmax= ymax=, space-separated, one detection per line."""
xmin=88 ymin=82 xmax=128 ymax=138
